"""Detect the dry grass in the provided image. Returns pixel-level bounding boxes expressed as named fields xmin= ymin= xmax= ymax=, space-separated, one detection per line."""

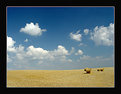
xmin=7 ymin=67 xmax=114 ymax=87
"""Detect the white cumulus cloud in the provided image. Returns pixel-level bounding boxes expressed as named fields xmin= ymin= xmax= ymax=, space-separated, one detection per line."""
xmin=84 ymin=29 xmax=89 ymax=35
xmin=7 ymin=36 xmax=72 ymax=69
xmin=26 ymin=45 xmax=69 ymax=61
xmin=20 ymin=22 xmax=47 ymax=36
xmin=90 ymin=23 xmax=114 ymax=46
xmin=75 ymin=49 xmax=83 ymax=55
xmin=70 ymin=30 xmax=82 ymax=41
xmin=7 ymin=36 xmax=16 ymax=52
xmin=26 ymin=45 xmax=49 ymax=60
xmin=52 ymin=45 xmax=69 ymax=56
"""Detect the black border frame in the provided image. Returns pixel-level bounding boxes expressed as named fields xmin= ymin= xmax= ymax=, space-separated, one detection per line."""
xmin=0 ymin=0 xmax=120 ymax=93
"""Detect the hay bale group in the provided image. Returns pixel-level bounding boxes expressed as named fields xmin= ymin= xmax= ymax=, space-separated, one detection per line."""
xmin=97 ymin=68 xmax=104 ymax=71
xmin=84 ymin=68 xmax=104 ymax=74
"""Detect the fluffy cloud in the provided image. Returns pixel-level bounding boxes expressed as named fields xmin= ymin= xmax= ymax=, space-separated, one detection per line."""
xmin=7 ymin=36 xmax=16 ymax=52
xmin=84 ymin=29 xmax=89 ymax=35
xmin=90 ymin=23 xmax=114 ymax=46
xmin=29 ymin=45 xmax=69 ymax=62
xmin=24 ymin=38 xmax=28 ymax=42
xmin=75 ymin=49 xmax=83 ymax=55
xmin=52 ymin=45 xmax=69 ymax=56
xmin=10 ymin=44 xmax=69 ymax=62
xmin=15 ymin=45 xmax=25 ymax=52
xmin=7 ymin=36 xmax=26 ymax=62
xmin=7 ymin=36 xmax=15 ymax=47
xmin=70 ymin=30 xmax=82 ymax=41
xmin=7 ymin=36 xmax=72 ymax=69
xmin=20 ymin=22 xmax=47 ymax=36
xmin=26 ymin=45 xmax=49 ymax=60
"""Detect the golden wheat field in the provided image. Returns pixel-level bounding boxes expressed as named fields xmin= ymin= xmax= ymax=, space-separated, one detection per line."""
xmin=7 ymin=67 xmax=114 ymax=87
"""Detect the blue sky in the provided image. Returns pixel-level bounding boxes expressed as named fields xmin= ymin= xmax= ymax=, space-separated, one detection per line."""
xmin=7 ymin=7 xmax=114 ymax=70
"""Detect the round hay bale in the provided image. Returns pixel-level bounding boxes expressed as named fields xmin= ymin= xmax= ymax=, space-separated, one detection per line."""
xmin=84 ymin=68 xmax=91 ymax=74
xmin=97 ymin=69 xmax=100 ymax=71
xmin=84 ymin=68 xmax=86 ymax=71
xmin=86 ymin=69 xmax=91 ymax=73
xmin=100 ymin=68 xmax=104 ymax=71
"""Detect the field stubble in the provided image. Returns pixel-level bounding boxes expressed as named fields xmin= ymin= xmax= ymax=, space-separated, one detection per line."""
xmin=7 ymin=67 xmax=114 ymax=87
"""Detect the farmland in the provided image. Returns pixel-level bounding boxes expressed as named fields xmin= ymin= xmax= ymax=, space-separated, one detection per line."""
xmin=7 ymin=67 xmax=114 ymax=87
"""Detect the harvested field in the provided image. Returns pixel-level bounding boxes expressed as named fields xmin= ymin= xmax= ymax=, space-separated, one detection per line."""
xmin=7 ymin=67 xmax=114 ymax=87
